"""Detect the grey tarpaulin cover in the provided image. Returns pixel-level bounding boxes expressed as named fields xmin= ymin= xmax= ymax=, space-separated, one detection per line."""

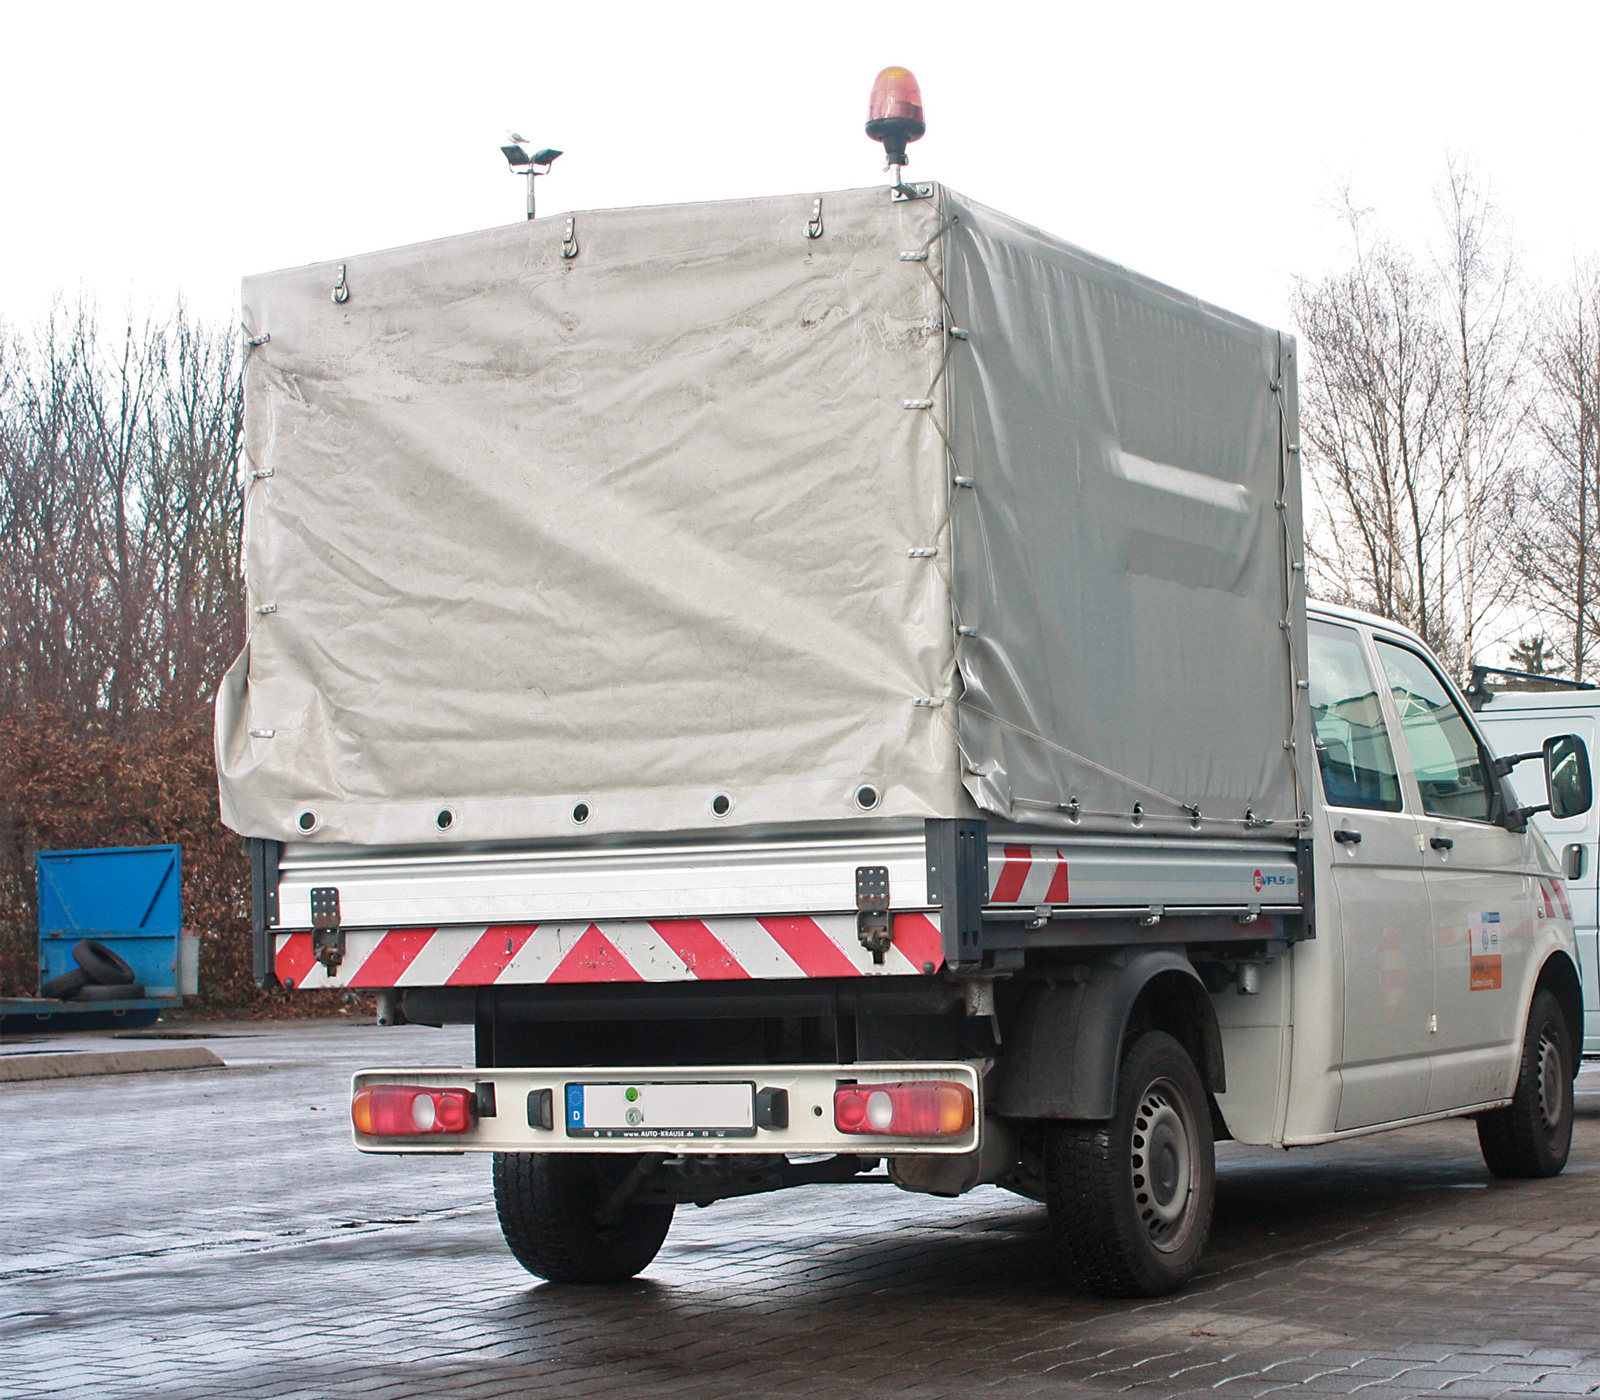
xmin=218 ymin=185 xmax=1307 ymax=846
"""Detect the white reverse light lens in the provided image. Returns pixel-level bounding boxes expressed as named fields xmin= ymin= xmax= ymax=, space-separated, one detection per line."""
xmin=411 ymin=1094 xmax=437 ymax=1131
xmin=866 ymin=1090 xmax=894 ymax=1132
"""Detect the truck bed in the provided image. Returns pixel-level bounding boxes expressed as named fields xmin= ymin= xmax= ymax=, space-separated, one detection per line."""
xmin=255 ymin=824 xmax=1305 ymax=989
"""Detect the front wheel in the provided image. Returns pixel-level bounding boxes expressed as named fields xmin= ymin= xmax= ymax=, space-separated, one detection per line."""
xmin=493 ymin=1153 xmax=675 ymax=1284
xmin=1044 ymin=1030 xmax=1216 ymax=1297
xmin=1477 ymin=989 xmax=1574 ymax=1179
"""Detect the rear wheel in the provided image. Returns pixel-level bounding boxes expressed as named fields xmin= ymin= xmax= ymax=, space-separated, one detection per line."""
xmin=493 ymin=1152 xmax=675 ymax=1284
xmin=1477 ymin=989 xmax=1573 ymax=1179
xmin=1044 ymin=1030 xmax=1215 ymax=1297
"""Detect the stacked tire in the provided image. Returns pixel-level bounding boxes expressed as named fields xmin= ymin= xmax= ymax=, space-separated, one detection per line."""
xmin=41 ymin=940 xmax=144 ymax=1001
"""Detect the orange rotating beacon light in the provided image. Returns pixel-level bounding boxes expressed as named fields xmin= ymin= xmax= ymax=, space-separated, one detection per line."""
xmin=865 ymin=67 xmax=927 ymax=196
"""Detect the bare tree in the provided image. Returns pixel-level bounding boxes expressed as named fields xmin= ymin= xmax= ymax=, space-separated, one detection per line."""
xmin=139 ymin=311 xmax=247 ymax=713
xmin=1514 ymin=264 xmax=1600 ymax=680
xmin=0 ymin=306 xmax=111 ymax=718
xmin=1295 ymin=172 xmax=1529 ymax=677
xmin=0 ymin=301 xmax=244 ymax=725
xmin=1293 ymin=197 xmax=1453 ymax=659
xmin=1434 ymin=160 xmax=1527 ymax=671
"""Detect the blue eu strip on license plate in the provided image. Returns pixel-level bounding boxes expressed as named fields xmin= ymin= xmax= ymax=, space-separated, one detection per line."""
xmin=565 ymin=1081 xmax=756 ymax=1139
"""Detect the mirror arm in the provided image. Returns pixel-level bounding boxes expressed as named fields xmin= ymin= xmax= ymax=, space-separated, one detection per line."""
xmin=1507 ymin=802 xmax=1551 ymax=831
xmin=1491 ymin=750 xmax=1545 ymax=779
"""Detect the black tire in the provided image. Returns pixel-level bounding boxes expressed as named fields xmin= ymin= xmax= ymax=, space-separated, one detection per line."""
xmin=77 ymin=982 xmax=146 ymax=1001
xmin=1477 ymin=988 xmax=1574 ymax=1179
xmin=1044 ymin=1030 xmax=1216 ymax=1297
xmin=41 ymin=968 xmax=90 ymax=1000
xmin=73 ymin=939 xmax=135 ymax=986
xmin=493 ymin=1153 xmax=675 ymax=1284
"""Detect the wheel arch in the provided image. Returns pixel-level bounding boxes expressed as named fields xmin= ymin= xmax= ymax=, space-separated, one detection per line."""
xmin=991 ymin=950 xmax=1224 ymax=1121
xmin=1535 ymin=950 xmax=1583 ymax=1078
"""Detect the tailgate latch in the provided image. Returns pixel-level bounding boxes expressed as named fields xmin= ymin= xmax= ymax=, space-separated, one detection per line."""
xmin=856 ymin=866 xmax=892 ymax=963
xmin=310 ymin=886 xmax=345 ymax=973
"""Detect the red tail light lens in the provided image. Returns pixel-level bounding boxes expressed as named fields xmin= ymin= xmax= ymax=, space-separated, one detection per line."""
xmin=352 ymin=1085 xmax=476 ymax=1137
xmin=834 ymin=1080 xmax=973 ymax=1138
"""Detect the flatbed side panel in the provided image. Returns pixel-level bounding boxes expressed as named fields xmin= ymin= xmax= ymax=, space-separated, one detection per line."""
xmin=983 ymin=839 xmax=1299 ymax=909
xmin=270 ymin=831 xmax=1302 ymax=933
xmin=279 ymin=913 xmax=945 ymax=989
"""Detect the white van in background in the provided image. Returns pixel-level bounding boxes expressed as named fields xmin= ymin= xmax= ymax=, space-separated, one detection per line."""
xmin=1474 ymin=674 xmax=1600 ymax=1053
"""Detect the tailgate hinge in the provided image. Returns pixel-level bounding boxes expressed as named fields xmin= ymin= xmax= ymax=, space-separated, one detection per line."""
xmin=856 ymin=865 xmax=891 ymax=964
xmin=310 ymin=886 xmax=344 ymax=973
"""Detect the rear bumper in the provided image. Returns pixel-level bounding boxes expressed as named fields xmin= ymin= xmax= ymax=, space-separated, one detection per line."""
xmin=349 ymin=1060 xmax=982 ymax=1156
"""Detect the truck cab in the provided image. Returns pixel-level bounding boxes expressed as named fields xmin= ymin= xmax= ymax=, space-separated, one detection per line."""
xmin=1294 ymin=604 xmax=1584 ymax=1139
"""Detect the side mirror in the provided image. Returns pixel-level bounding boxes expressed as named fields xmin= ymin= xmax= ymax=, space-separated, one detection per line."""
xmin=1545 ymin=734 xmax=1593 ymax=820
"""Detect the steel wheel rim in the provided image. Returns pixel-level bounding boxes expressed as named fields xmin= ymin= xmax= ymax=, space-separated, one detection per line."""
xmin=1536 ymin=1027 xmax=1566 ymax=1136
xmin=1130 ymin=1077 xmax=1195 ymax=1251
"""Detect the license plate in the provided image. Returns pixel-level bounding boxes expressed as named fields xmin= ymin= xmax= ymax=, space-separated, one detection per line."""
xmin=565 ymin=1080 xmax=756 ymax=1139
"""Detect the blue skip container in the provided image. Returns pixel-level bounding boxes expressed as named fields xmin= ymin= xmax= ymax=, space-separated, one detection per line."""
xmin=1 ymin=845 xmax=197 ymax=1031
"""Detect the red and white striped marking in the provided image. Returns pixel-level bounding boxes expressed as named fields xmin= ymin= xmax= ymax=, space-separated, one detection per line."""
xmin=277 ymin=912 xmax=944 ymax=989
xmin=988 ymin=845 xmax=1069 ymax=906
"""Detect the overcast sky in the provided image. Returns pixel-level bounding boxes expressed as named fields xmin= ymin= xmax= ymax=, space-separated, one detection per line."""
xmin=3 ymin=0 xmax=1598 ymax=335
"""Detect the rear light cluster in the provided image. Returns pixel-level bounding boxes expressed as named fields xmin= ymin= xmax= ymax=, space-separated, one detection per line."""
xmin=834 ymin=1080 xmax=973 ymax=1138
xmin=352 ymin=1085 xmax=476 ymax=1137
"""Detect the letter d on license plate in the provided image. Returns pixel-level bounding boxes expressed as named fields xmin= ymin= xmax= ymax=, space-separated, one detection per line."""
xmin=565 ymin=1081 xmax=756 ymax=1139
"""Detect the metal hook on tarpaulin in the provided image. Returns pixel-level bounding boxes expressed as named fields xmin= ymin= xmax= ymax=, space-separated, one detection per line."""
xmin=331 ymin=264 xmax=350 ymax=304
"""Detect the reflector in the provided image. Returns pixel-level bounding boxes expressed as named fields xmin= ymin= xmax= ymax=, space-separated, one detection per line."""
xmin=352 ymin=1085 xmax=476 ymax=1137
xmin=834 ymin=1080 xmax=973 ymax=1137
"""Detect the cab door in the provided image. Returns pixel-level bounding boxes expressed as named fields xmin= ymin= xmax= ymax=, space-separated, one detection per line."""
xmin=1308 ymin=619 xmax=1434 ymax=1129
xmin=1373 ymin=638 xmax=1534 ymax=1113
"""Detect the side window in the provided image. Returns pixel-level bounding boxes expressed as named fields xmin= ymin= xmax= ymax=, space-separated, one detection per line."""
xmin=1375 ymin=640 xmax=1494 ymax=823
xmin=1308 ymin=620 xmax=1403 ymax=811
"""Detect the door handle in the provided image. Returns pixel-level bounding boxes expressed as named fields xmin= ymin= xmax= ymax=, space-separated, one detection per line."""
xmin=1430 ymin=836 xmax=1454 ymax=851
xmin=1333 ymin=829 xmax=1362 ymax=844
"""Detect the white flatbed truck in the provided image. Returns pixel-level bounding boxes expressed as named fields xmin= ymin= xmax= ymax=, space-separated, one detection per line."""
xmin=222 ymin=171 xmax=1590 ymax=1297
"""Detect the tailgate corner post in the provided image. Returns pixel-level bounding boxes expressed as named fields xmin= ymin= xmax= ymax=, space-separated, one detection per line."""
xmin=926 ymin=818 xmax=988 ymax=969
xmin=247 ymin=837 xmax=282 ymax=988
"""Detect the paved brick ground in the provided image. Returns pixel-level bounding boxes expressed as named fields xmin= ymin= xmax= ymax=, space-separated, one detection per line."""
xmin=3 ymin=1020 xmax=1600 ymax=1399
